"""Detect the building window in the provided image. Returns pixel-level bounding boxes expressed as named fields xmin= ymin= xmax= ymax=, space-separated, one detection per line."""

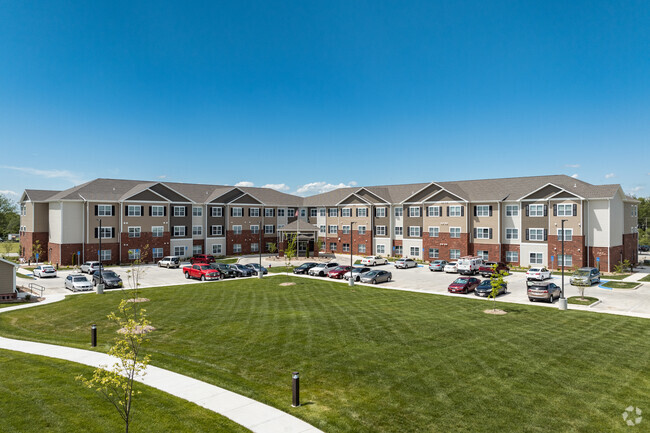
xmin=193 ymin=245 xmax=202 ymax=255
xmin=264 ymin=225 xmax=275 ymax=234
xmin=449 ymin=206 xmax=462 ymax=217
xmin=212 ymin=244 xmax=222 ymax=255
xmin=319 ymin=225 xmax=326 ymax=234
xmin=299 ymin=209 xmax=306 ymax=217
xmin=395 ymin=226 xmax=403 ymax=236
xmin=152 ymin=248 xmax=163 ymax=259
xmin=428 ymin=227 xmax=439 ymax=237
xmin=174 ymin=206 xmax=186 ymax=217
xmin=278 ymin=209 xmax=285 ymax=217
xmin=429 ymin=248 xmax=439 ymax=259
xmin=530 ymin=252 xmax=543 ymax=264
xmin=506 ymin=228 xmax=518 ymax=240
xmin=98 ymin=205 xmax=113 ymax=216
xmin=357 ymin=208 xmax=368 ymax=217
xmin=475 ymin=205 xmax=491 ymax=217
xmin=556 ymin=204 xmax=574 ymax=217
xmin=20 ymin=204 xmax=26 ymax=216
xmin=342 ymin=208 xmax=351 ymax=217
xmin=475 ymin=228 xmax=491 ymax=239
xmin=310 ymin=208 xmax=317 ymax=217
xmin=358 ymin=244 xmax=366 ymax=254
xmin=557 ymin=228 xmax=573 ymax=241
xmin=343 ymin=243 xmax=350 ymax=252
xmin=192 ymin=225 xmax=202 ymax=236
xmin=450 ymin=249 xmax=461 ymax=260
xmin=358 ymin=226 xmax=366 ymax=235
xmin=211 ymin=207 xmax=222 ymax=217
xmin=506 ymin=251 xmax=518 ymax=262
xmin=394 ymin=245 xmax=403 ymax=256
xmin=152 ymin=226 xmax=164 ymax=237
xmin=251 ymin=243 xmax=259 ymax=252
xmin=632 ymin=205 xmax=638 ymax=217
xmin=375 ymin=226 xmax=386 ymax=236
xmin=450 ymin=227 xmax=461 ymax=238
xmin=265 ymin=208 xmax=275 ymax=217
xmin=173 ymin=226 xmax=186 ymax=237
xmin=410 ymin=247 xmax=420 ymax=257
xmin=192 ymin=207 xmax=202 ymax=217
xmin=529 ymin=204 xmax=544 ymax=217
xmin=329 ymin=242 xmax=337 ymax=251
xmin=409 ymin=207 xmax=421 ymax=217
xmin=233 ymin=244 xmax=242 ymax=253
xmin=505 ymin=205 xmax=519 ymax=217
xmin=233 ymin=225 xmax=242 ymax=235
xmin=408 ymin=226 xmax=421 ymax=237
xmin=150 ymin=205 xmax=164 ymax=217
xmin=211 ymin=225 xmax=223 ymax=236
xmin=558 ymin=254 xmax=572 ymax=267
xmin=99 ymin=227 xmax=113 ymax=239
xmin=528 ymin=228 xmax=545 ymax=241
xmin=128 ymin=249 xmax=141 ymax=260
xmin=250 ymin=208 xmax=260 ymax=217
xmin=251 ymin=225 xmax=259 ymax=234
xmin=376 ymin=244 xmax=385 ymax=254
xmin=427 ymin=206 xmax=441 ymax=217
xmin=100 ymin=250 xmax=111 ymax=261
xmin=329 ymin=208 xmax=338 ymax=217
xmin=478 ymin=250 xmax=489 ymax=260
xmin=232 ymin=207 xmax=243 ymax=217
xmin=128 ymin=226 xmax=141 ymax=238
xmin=342 ymin=225 xmax=350 ymax=234
xmin=375 ymin=207 xmax=386 ymax=217
xmin=127 ymin=205 xmax=142 ymax=217
xmin=328 ymin=225 xmax=338 ymax=234
xmin=319 ymin=208 xmax=326 ymax=217
xmin=394 ymin=207 xmax=403 ymax=217
xmin=173 ymin=246 xmax=185 ymax=256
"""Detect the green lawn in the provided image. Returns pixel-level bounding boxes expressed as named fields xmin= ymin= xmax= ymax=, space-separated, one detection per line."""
xmin=0 ymin=278 xmax=648 ymax=432
xmin=0 ymin=349 xmax=248 ymax=433
xmin=602 ymin=274 xmax=632 ymax=280
xmin=602 ymin=281 xmax=640 ymax=289
xmin=16 ymin=273 xmax=35 ymax=280
xmin=215 ymin=258 xmax=238 ymax=264
xmin=567 ymin=296 xmax=599 ymax=305
xmin=267 ymin=266 xmax=293 ymax=273
xmin=639 ymin=274 xmax=650 ymax=282
xmin=0 ymin=241 xmax=19 ymax=254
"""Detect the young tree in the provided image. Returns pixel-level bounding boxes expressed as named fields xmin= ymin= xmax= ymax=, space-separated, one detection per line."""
xmin=268 ymin=242 xmax=278 ymax=256
xmin=489 ymin=264 xmax=507 ymax=312
xmin=32 ymin=240 xmax=43 ymax=263
xmin=77 ymin=298 xmax=151 ymax=433
xmin=124 ymin=245 xmax=149 ymax=304
xmin=284 ymin=234 xmax=297 ymax=274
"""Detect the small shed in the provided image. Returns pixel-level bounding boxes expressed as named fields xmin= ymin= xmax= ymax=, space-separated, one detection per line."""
xmin=0 ymin=258 xmax=18 ymax=300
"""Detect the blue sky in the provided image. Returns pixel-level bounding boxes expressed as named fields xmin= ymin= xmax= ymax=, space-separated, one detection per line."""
xmin=1 ymin=0 xmax=649 ymax=199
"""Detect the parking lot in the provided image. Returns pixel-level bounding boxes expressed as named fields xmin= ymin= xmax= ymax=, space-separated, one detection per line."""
xmin=18 ymin=254 xmax=650 ymax=319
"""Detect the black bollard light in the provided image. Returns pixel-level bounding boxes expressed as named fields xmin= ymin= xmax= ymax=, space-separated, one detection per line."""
xmin=292 ymin=371 xmax=300 ymax=407
xmin=91 ymin=324 xmax=97 ymax=347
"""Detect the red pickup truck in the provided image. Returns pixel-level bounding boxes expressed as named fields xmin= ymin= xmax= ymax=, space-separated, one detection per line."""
xmin=183 ymin=264 xmax=222 ymax=281
xmin=479 ymin=261 xmax=510 ymax=278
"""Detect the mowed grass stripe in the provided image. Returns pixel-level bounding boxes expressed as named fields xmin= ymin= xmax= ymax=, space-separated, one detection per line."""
xmin=0 ymin=277 xmax=648 ymax=432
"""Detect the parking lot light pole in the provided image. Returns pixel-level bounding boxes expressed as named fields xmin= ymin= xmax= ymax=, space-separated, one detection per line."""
xmin=259 ymin=207 xmax=263 ymax=279
xmin=97 ymin=218 xmax=104 ymax=294
xmin=349 ymin=222 xmax=355 ymax=286
xmin=559 ymin=219 xmax=568 ymax=310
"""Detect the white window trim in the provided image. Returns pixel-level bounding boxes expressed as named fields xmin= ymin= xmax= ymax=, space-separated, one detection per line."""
xmin=232 ymin=207 xmax=243 ymax=217
xmin=529 ymin=228 xmax=545 ymax=241
xmin=450 ymin=227 xmax=461 ymax=238
xmin=557 ymin=228 xmax=573 ymax=241
xmin=128 ymin=226 xmax=141 ymax=238
xmin=428 ymin=226 xmax=439 ymax=237
xmin=505 ymin=205 xmax=519 ymax=217
xmin=233 ymin=225 xmax=242 ymax=235
xmin=173 ymin=206 xmax=186 ymax=217
xmin=127 ymin=205 xmax=142 ymax=217
xmin=475 ymin=227 xmax=490 ymax=239
xmin=192 ymin=206 xmax=203 ymax=217
xmin=152 ymin=226 xmax=164 ymax=237
xmin=529 ymin=204 xmax=544 ymax=217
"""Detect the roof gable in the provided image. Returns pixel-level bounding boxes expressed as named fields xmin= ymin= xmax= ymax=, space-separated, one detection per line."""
xmin=338 ymin=193 xmax=371 ymax=205
xmin=231 ymin=193 xmax=262 ymax=205
xmin=151 ymin=183 xmax=192 ymax=203
xmin=423 ymin=189 xmax=465 ymax=203
xmin=124 ymin=189 xmax=168 ymax=202
xmin=355 ymin=188 xmax=389 ymax=204
xmin=210 ymin=189 xmax=243 ymax=204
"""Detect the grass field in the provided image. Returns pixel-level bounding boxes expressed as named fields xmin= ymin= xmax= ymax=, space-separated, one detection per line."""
xmin=602 ymin=274 xmax=632 ymax=280
xmin=639 ymin=274 xmax=650 ymax=282
xmin=567 ymin=296 xmax=599 ymax=305
xmin=0 ymin=349 xmax=248 ymax=433
xmin=602 ymin=281 xmax=640 ymax=289
xmin=0 ymin=277 xmax=648 ymax=432
xmin=0 ymin=241 xmax=19 ymax=254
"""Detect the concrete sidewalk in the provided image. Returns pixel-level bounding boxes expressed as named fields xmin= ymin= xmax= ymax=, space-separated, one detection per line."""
xmin=0 ymin=299 xmax=322 ymax=433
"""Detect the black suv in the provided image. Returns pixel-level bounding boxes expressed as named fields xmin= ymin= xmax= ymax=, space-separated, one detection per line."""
xmin=210 ymin=263 xmax=236 ymax=278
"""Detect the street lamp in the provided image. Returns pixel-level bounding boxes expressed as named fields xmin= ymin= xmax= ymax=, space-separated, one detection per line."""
xmin=97 ymin=218 xmax=104 ymax=294
xmin=258 ymin=207 xmax=263 ymax=279
xmin=559 ymin=219 xmax=568 ymax=310
xmin=349 ymin=222 xmax=355 ymax=286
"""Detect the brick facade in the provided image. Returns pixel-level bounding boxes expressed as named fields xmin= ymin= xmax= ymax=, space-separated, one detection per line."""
xmin=623 ymin=233 xmax=639 ymax=265
xmin=425 ymin=233 xmax=470 ymax=261
xmin=470 ymin=243 xmax=500 ymax=262
xmin=589 ymin=246 xmax=609 ymax=272
xmin=20 ymin=232 xmax=49 ymax=262
xmin=501 ymin=244 xmax=520 ymax=266
xmin=120 ymin=232 xmax=170 ymax=264
xmin=48 ymin=242 xmax=82 ymax=266
xmin=547 ymin=235 xmax=586 ymax=271
xmin=84 ymin=242 xmax=120 ymax=266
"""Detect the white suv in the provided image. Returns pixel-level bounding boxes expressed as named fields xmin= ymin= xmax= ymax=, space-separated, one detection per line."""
xmin=158 ymin=256 xmax=181 ymax=268
xmin=308 ymin=262 xmax=339 ymax=277
xmin=80 ymin=261 xmax=103 ymax=274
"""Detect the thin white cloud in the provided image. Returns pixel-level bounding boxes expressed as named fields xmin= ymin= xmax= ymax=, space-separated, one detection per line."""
xmin=605 ymin=173 xmax=615 ymax=179
xmin=1 ymin=166 xmax=85 ymax=185
xmin=235 ymin=181 xmax=254 ymax=187
xmin=0 ymin=190 xmax=18 ymax=197
xmin=262 ymin=183 xmax=290 ymax=192
xmin=295 ymin=181 xmax=358 ymax=196
xmin=565 ymin=164 xmax=580 ymax=168
xmin=627 ymin=186 xmax=644 ymax=194
xmin=157 ymin=175 xmax=168 ymax=179
xmin=571 ymin=174 xmax=579 ymax=179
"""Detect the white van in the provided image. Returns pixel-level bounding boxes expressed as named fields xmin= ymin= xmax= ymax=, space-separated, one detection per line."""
xmin=457 ymin=256 xmax=483 ymax=275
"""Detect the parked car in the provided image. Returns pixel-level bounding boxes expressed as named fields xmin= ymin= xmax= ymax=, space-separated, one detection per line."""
xmin=245 ymin=263 xmax=269 ymax=275
xmin=33 ymin=264 xmax=57 ymax=278
xmin=428 ymin=260 xmax=448 ymax=272
xmin=359 ymin=270 xmax=392 ymax=284
xmin=183 ymin=264 xmax=223 ymax=281
xmin=360 ymin=256 xmax=388 ymax=266
xmin=394 ymin=258 xmax=417 ymax=269
xmin=448 ymin=276 xmax=481 ymax=294
xmin=570 ymin=267 xmax=601 ymax=286
xmin=308 ymin=262 xmax=339 ymax=276
xmin=343 ymin=266 xmax=371 ymax=281
xmin=292 ymin=262 xmax=319 ymax=274
xmin=457 ymin=256 xmax=483 ymax=275
xmin=230 ymin=264 xmax=254 ymax=277
xmin=158 ymin=256 xmax=180 ymax=268
xmin=478 ymin=261 xmax=510 ymax=278
xmin=328 ymin=266 xmax=352 ymax=279
xmin=65 ymin=274 xmax=93 ymax=292
xmin=639 ymin=245 xmax=649 ymax=252
xmin=527 ymin=281 xmax=561 ymax=302
xmin=475 ymin=279 xmax=508 ymax=297
xmin=190 ymin=254 xmax=216 ymax=265
xmin=80 ymin=261 xmax=103 ymax=274
xmin=92 ymin=270 xmax=123 ymax=288
xmin=444 ymin=261 xmax=458 ymax=273
xmin=526 ymin=267 xmax=551 ymax=281
xmin=210 ymin=263 xmax=236 ymax=278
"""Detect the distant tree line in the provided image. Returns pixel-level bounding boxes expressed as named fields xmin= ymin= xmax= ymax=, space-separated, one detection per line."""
xmin=636 ymin=196 xmax=650 ymax=246
xmin=0 ymin=195 xmax=20 ymax=240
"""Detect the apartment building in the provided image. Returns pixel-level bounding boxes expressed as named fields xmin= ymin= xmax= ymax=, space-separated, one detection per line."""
xmin=20 ymin=175 xmax=639 ymax=272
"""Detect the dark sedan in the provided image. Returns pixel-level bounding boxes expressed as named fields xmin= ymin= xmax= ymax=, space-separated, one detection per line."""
xmin=92 ymin=270 xmax=123 ymax=289
xmin=448 ymin=276 xmax=480 ymax=294
xmin=474 ymin=279 xmax=507 ymax=297
xmin=230 ymin=264 xmax=254 ymax=277
xmin=293 ymin=262 xmax=319 ymax=274
xmin=359 ymin=270 xmax=392 ymax=284
xmin=210 ymin=263 xmax=236 ymax=278
xmin=328 ymin=266 xmax=352 ymax=279
xmin=245 ymin=263 xmax=268 ymax=275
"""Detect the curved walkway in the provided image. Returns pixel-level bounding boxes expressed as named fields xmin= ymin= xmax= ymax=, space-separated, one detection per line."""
xmin=0 ymin=297 xmax=322 ymax=433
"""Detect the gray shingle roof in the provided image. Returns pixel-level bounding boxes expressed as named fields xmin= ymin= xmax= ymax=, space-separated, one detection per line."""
xmin=23 ymin=189 xmax=61 ymax=202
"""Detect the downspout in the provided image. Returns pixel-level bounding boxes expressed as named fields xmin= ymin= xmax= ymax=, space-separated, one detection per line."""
xmin=497 ymin=202 xmax=501 ymax=262
xmin=59 ymin=201 xmax=63 ymax=266
xmin=607 ymin=200 xmax=611 ymax=272
xmin=119 ymin=202 xmax=123 ymax=264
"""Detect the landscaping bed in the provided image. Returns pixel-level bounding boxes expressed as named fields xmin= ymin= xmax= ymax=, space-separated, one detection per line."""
xmin=602 ymin=281 xmax=641 ymax=289
xmin=567 ymin=296 xmax=599 ymax=306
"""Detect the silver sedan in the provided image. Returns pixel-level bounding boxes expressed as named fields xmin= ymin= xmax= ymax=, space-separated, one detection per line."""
xmin=65 ymin=274 xmax=93 ymax=292
xmin=360 ymin=270 xmax=392 ymax=284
